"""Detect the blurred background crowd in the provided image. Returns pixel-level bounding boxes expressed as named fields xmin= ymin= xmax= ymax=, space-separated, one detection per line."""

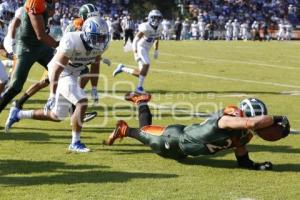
xmin=0 ymin=0 xmax=299 ymax=41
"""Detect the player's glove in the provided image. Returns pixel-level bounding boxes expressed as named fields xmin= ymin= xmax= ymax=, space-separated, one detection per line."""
xmin=236 ymin=152 xmax=273 ymax=171
xmin=91 ymin=88 xmax=99 ymax=104
xmin=253 ymin=162 xmax=273 ymax=170
xmin=273 ymin=116 xmax=290 ymax=137
xmin=44 ymin=96 xmax=56 ymax=113
xmin=134 ymin=52 xmax=140 ymax=62
xmin=153 ymin=50 xmax=159 ymax=59
xmin=102 ymin=58 xmax=111 ymax=66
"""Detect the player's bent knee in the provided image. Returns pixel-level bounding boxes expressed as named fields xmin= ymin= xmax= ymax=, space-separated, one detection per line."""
xmin=76 ymin=98 xmax=88 ymax=108
xmin=50 ymin=111 xmax=65 ymax=121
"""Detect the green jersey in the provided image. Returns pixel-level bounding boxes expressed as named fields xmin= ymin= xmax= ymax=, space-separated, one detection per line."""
xmin=17 ymin=10 xmax=48 ymax=46
xmin=179 ymin=110 xmax=253 ymax=156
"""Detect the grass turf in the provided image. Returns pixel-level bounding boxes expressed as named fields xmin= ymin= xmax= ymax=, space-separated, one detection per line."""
xmin=0 ymin=41 xmax=300 ymax=200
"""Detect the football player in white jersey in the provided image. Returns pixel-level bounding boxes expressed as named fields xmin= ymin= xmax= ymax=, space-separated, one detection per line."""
xmin=10 ymin=4 xmax=108 ymax=123
xmin=225 ymin=20 xmax=233 ymax=41
xmin=232 ymin=19 xmax=240 ymax=40
xmin=112 ymin=10 xmax=163 ymax=93
xmin=198 ymin=18 xmax=205 ymax=40
xmin=277 ymin=21 xmax=285 ymax=41
xmin=5 ymin=17 xmax=110 ymax=153
xmin=285 ymin=22 xmax=293 ymax=40
xmin=240 ymin=21 xmax=249 ymax=41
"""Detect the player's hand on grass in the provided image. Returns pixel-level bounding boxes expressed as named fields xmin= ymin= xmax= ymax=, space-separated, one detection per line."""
xmin=44 ymin=96 xmax=56 ymax=113
xmin=153 ymin=50 xmax=158 ymax=59
xmin=253 ymin=161 xmax=273 ymax=170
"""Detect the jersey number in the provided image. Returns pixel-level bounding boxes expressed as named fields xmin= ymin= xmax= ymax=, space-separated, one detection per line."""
xmin=205 ymin=139 xmax=232 ymax=153
xmin=146 ymin=37 xmax=155 ymax=43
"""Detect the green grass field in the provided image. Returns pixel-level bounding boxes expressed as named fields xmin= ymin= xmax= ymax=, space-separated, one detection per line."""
xmin=1 ymin=41 xmax=300 ymax=200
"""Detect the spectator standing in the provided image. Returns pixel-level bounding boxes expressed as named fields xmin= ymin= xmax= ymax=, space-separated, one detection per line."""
xmin=174 ymin=17 xmax=182 ymax=41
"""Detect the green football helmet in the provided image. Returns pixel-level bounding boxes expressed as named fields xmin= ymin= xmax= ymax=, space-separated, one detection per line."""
xmin=240 ymin=98 xmax=268 ymax=117
xmin=79 ymin=4 xmax=99 ymax=20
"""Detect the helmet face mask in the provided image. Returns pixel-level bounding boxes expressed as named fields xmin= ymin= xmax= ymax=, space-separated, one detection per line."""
xmin=82 ymin=18 xmax=110 ymax=51
xmin=148 ymin=10 xmax=162 ymax=27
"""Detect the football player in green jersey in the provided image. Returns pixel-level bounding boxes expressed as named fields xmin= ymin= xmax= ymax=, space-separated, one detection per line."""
xmin=0 ymin=0 xmax=59 ymax=113
xmin=105 ymin=94 xmax=290 ymax=170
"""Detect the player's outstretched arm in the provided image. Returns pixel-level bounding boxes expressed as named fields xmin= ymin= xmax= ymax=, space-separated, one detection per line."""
xmin=218 ymin=115 xmax=274 ymax=130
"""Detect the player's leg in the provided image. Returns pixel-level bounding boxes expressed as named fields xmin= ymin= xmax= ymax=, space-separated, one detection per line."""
xmin=124 ymin=91 xmax=152 ymax=128
xmin=0 ymin=61 xmax=8 ymax=95
xmin=112 ymin=63 xmax=140 ymax=77
xmin=14 ymin=71 xmax=49 ymax=109
xmin=124 ymin=29 xmax=129 ymax=46
xmin=77 ymin=67 xmax=98 ymax=122
xmin=107 ymin=122 xmax=187 ymax=159
xmin=135 ymin=48 xmax=150 ymax=93
xmin=106 ymin=92 xmax=152 ymax=145
xmin=0 ymin=53 xmax=36 ymax=113
xmin=61 ymin=76 xmax=90 ymax=152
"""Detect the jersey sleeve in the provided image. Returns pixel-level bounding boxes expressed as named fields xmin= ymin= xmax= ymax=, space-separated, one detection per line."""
xmin=138 ymin=23 xmax=147 ymax=33
xmin=56 ymin=33 xmax=75 ymax=58
xmin=25 ymin=0 xmax=46 ymax=14
xmin=15 ymin=7 xmax=24 ymax=19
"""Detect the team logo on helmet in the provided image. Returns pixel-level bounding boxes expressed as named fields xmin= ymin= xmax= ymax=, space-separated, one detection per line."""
xmin=239 ymin=98 xmax=268 ymax=117
xmin=82 ymin=17 xmax=110 ymax=51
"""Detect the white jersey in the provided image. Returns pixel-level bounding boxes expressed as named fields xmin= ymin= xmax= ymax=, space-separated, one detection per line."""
xmin=137 ymin=22 xmax=162 ymax=50
xmin=161 ymin=19 xmax=171 ymax=32
xmin=191 ymin=23 xmax=199 ymax=37
xmin=60 ymin=18 xmax=70 ymax=32
xmin=48 ymin=32 xmax=103 ymax=77
xmin=198 ymin=21 xmax=206 ymax=32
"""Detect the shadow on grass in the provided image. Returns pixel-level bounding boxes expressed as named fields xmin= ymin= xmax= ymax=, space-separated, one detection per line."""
xmin=178 ymin=156 xmax=300 ymax=172
xmin=0 ymin=159 xmax=177 ymax=186
xmin=0 ymin=131 xmax=95 ymax=142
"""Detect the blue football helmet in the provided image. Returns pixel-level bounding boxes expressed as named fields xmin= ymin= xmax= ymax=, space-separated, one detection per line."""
xmin=148 ymin=10 xmax=163 ymax=27
xmin=82 ymin=17 xmax=110 ymax=51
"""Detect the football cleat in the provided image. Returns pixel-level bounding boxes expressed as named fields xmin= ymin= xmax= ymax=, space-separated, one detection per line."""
xmin=68 ymin=141 xmax=90 ymax=153
xmin=124 ymin=91 xmax=151 ymax=105
xmin=105 ymin=120 xmax=128 ymax=145
xmin=113 ymin=64 xmax=124 ymax=77
xmin=5 ymin=107 xmax=20 ymax=133
xmin=83 ymin=111 xmax=98 ymax=122
xmin=136 ymin=86 xmax=147 ymax=94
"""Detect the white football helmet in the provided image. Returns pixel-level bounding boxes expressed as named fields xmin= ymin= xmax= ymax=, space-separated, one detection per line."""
xmin=148 ymin=10 xmax=163 ymax=27
xmin=82 ymin=17 xmax=110 ymax=51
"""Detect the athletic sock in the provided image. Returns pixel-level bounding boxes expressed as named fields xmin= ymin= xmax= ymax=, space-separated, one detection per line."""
xmin=138 ymin=104 xmax=152 ymax=128
xmin=137 ymin=75 xmax=145 ymax=88
xmin=17 ymin=110 xmax=33 ymax=119
xmin=71 ymin=131 xmax=81 ymax=144
xmin=16 ymin=93 xmax=30 ymax=109
xmin=122 ymin=67 xmax=134 ymax=74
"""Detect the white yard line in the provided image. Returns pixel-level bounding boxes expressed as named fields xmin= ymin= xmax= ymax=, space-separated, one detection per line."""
xmin=151 ymin=68 xmax=300 ymax=89
xmin=160 ymin=52 xmax=299 ymax=70
xmin=112 ymin=61 xmax=300 ymax=89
